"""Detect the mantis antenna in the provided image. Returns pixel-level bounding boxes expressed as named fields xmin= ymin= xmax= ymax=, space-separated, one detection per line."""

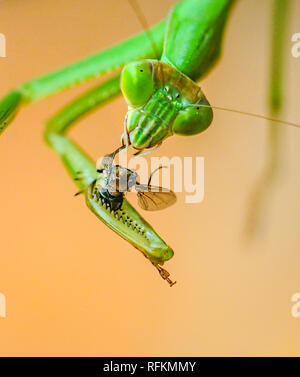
xmin=127 ymin=0 xmax=161 ymax=60
xmin=128 ymin=1 xmax=300 ymax=131
xmin=122 ymin=1 xmax=165 ymax=155
xmin=127 ymin=0 xmax=166 ymax=87
xmin=196 ymin=104 xmax=300 ymax=129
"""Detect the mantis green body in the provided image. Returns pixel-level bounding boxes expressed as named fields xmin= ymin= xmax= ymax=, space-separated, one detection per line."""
xmin=0 ymin=0 xmax=234 ymax=284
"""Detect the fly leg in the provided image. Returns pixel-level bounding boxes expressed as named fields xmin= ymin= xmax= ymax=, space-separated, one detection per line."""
xmin=151 ymin=262 xmax=176 ymax=287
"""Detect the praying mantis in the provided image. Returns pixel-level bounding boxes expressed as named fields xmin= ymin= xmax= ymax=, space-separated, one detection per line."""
xmin=0 ymin=0 xmax=235 ymax=285
xmin=0 ymin=0 xmax=295 ymax=285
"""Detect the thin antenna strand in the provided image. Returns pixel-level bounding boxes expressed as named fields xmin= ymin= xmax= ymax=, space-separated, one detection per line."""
xmin=197 ymin=104 xmax=300 ymax=129
xmin=127 ymin=1 xmax=299 ymax=130
xmin=128 ymin=0 xmax=160 ymax=60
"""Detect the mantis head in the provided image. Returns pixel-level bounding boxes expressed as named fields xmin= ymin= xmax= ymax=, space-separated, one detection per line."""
xmin=121 ymin=59 xmax=213 ymax=150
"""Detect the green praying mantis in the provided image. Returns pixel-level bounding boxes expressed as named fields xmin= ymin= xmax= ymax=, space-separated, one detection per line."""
xmin=0 ymin=0 xmax=297 ymax=285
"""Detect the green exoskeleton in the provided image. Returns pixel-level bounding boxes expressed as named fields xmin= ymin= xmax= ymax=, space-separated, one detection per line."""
xmin=121 ymin=59 xmax=213 ymax=151
xmin=120 ymin=0 xmax=235 ymax=152
xmin=0 ymin=0 xmax=235 ymax=284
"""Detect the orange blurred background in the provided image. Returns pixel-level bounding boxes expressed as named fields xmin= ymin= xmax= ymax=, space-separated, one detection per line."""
xmin=0 ymin=0 xmax=299 ymax=356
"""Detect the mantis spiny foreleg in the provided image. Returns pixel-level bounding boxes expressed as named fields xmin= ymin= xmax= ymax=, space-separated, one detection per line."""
xmin=44 ymin=75 xmax=121 ymax=187
xmin=44 ymin=75 xmax=175 ymax=286
xmin=0 ymin=21 xmax=165 ymax=135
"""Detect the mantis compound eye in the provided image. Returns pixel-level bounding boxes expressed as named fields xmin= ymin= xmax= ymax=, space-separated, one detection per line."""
xmin=172 ymin=102 xmax=213 ymax=136
xmin=121 ymin=61 xmax=154 ymax=107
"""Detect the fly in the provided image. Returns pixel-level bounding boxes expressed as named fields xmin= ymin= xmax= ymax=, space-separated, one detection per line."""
xmin=94 ymin=145 xmax=177 ymax=212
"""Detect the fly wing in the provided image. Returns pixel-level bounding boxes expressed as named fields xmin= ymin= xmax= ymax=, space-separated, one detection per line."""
xmin=136 ymin=184 xmax=177 ymax=211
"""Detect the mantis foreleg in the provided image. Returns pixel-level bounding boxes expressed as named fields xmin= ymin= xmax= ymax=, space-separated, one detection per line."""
xmin=0 ymin=21 xmax=165 ymax=135
xmin=44 ymin=75 xmax=121 ymax=187
xmin=44 ymin=75 xmax=175 ymax=285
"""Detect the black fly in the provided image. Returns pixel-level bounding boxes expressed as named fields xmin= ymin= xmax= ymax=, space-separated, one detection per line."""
xmin=93 ymin=145 xmax=177 ymax=212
